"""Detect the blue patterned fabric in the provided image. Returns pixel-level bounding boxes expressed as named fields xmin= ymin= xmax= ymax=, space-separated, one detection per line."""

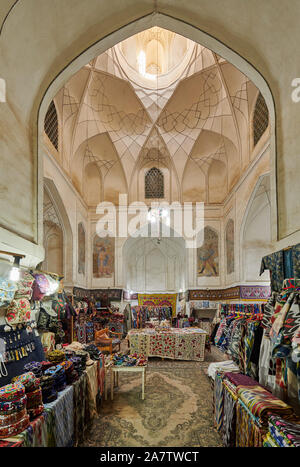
xmin=260 ymin=251 xmax=284 ymax=293
xmin=44 ymin=385 xmax=74 ymax=447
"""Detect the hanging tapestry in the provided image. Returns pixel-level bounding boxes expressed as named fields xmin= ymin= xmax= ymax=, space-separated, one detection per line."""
xmin=138 ymin=293 xmax=177 ymax=317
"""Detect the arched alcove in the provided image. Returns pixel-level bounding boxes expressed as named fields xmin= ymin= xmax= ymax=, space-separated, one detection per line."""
xmin=43 ymin=178 xmax=74 ymax=284
xmin=122 ymin=224 xmax=186 ymax=292
xmin=240 ymin=174 xmax=272 ymax=282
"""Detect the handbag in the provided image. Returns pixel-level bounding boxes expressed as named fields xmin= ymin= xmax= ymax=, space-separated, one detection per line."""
xmin=52 ymin=297 xmax=66 ymax=319
xmin=0 ymin=278 xmax=17 ymax=307
xmin=32 ymin=274 xmax=50 ymax=300
xmin=14 ymin=272 xmax=35 ymax=300
xmin=37 ymin=306 xmax=59 ymax=332
xmin=5 ymin=298 xmax=31 ymax=325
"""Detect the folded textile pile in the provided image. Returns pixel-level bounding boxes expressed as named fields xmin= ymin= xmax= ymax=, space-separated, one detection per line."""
xmin=0 ymin=382 xmax=29 ymax=437
xmin=65 ymin=342 xmax=94 ymax=367
xmin=60 ymin=360 xmax=78 ymax=384
xmin=84 ymin=344 xmax=102 ymax=361
xmin=222 ymin=372 xmax=264 ymax=447
xmin=26 ymin=387 xmax=43 ymax=420
xmin=40 ymin=375 xmax=57 ymax=403
xmin=207 ymin=360 xmax=240 ymax=380
xmin=224 ymin=372 xmax=263 ymax=391
xmin=24 ymin=362 xmax=43 ymax=379
xmin=13 ymin=371 xmax=44 ymax=420
xmin=44 ymin=365 xmax=66 ymax=392
xmin=47 ymin=349 xmax=65 ymax=365
xmin=263 ymin=432 xmax=280 ymax=447
xmin=111 ymin=353 xmax=147 ymax=367
xmin=264 ymin=414 xmax=300 ymax=447
xmin=69 ymin=356 xmax=84 ymax=376
xmin=12 ymin=372 xmax=40 ymax=392
xmin=237 ymin=385 xmax=294 ymax=427
xmin=40 ymin=361 xmax=54 ymax=372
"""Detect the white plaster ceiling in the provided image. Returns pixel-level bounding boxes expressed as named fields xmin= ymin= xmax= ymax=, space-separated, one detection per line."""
xmin=52 ymin=27 xmax=268 ymax=205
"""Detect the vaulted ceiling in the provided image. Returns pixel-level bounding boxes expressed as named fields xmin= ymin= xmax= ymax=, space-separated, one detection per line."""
xmin=47 ymin=27 xmax=268 ymax=206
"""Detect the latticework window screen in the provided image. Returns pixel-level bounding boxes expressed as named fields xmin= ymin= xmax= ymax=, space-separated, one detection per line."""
xmin=253 ymin=92 xmax=269 ymax=147
xmin=145 ymin=167 xmax=164 ymax=199
xmin=44 ymin=100 xmax=58 ymax=150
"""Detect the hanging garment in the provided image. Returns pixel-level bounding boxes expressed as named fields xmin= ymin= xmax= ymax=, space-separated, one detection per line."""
xmin=260 ymin=250 xmax=284 ymax=293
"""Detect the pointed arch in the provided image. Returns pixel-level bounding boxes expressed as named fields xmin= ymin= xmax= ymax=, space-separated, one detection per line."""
xmin=43 ymin=177 xmax=73 ymax=284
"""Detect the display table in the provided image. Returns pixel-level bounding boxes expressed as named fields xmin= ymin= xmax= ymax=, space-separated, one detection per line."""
xmin=0 ymin=360 xmax=105 ymax=447
xmin=127 ymin=327 xmax=207 ymax=361
xmin=109 ymin=365 xmax=147 ymax=401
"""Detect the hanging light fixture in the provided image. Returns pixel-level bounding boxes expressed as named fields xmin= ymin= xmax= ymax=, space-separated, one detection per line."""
xmin=0 ymin=251 xmax=25 ymax=282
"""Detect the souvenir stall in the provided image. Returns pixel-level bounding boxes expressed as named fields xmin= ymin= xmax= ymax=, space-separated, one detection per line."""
xmin=207 ymin=276 xmax=300 ymax=447
xmin=73 ymin=288 xmax=124 ymax=337
xmin=130 ymin=305 xmax=173 ymax=329
xmin=0 ymin=262 xmax=106 ymax=447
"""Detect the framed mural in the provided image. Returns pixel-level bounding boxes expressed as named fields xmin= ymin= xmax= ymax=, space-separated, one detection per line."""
xmin=197 ymin=226 xmax=219 ymax=277
xmin=226 ymin=219 xmax=234 ymax=275
xmin=78 ymin=222 xmax=86 ymax=275
xmin=93 ymin=236 xmax=115 ymax=278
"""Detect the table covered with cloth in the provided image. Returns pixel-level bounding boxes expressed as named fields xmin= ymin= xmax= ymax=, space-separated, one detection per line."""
xmin=0 ymin=360 xmax=103 ymax=447
xmin=44 ymin=385 xmax=74 ymax=447
xmin=127 ymin=328 xmax=207 ymax=361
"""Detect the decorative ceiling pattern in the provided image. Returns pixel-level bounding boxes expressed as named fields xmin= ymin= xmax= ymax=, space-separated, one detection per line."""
xmin=50 ymin=27 xmax=270 ymax=206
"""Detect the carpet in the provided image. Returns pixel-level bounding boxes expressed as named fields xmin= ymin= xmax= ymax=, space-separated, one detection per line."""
xmin=82 ymin=365 xmax=223 ymax=447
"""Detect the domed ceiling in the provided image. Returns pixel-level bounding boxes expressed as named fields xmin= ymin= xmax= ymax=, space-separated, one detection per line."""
xmin=47 ymin=27 xmax=269 ymax=206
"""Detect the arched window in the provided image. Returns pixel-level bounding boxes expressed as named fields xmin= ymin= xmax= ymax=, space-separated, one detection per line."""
xmin=145 ymin=167 xmax=164 ymax=199
xmin=44 ymin=100 xmax=58 ymax=150
xmin=253 ymin=92 xmax=269 ymax=146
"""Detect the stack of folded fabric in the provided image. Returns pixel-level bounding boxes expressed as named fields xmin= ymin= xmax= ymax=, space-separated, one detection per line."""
xmin=40 ymin=361 xmax=54 ymax=372
xmin=47 ymin=350 xmax=65 ymax=365
xmin=75 ymin=349 xmax=93 ymax=368
xmin=9 ymin=373 xmax=42 ymax=421
xmin=263 ymin=414 xmax=300 ymax=447
xmin=0 ymin=383 xmax=29 ymax=437
xmin=207 ymin=360 xmax=240 ymax=381
xmin=84 ymin=344 xmax=102 ymax=361
xmin=13 ymin=372 xmax=44 ymax=420
xmin=24 ymin=362 xmax=43 ymax=379
xmin=65 ymin=342 xmax=94 ymax=367
xmin=236 ymin=384 xmax=295 ymax=447
xmin=60 ymin=360 xmax=78 ymax=384
xmin=26 ymin=387 xmax=44 ymax=420
xmin=69 ymin=356 xmax=84 ymax=376
xmin=40 ymin=375 xmax=57 ymax=403
xmin=237 ymin=385 xmax=295 ymax=426
xmin=221 ymin=373 xmax=264 ymax=447
xmin=111 ymin=353 xmax=147 ymax=366
xmin=44 ymin=365 xmax=66 ymax=393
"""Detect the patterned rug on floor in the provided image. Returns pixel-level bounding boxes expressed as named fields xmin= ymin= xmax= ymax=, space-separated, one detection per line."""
xmin=82 ymin=366 xmax=222 ymax=447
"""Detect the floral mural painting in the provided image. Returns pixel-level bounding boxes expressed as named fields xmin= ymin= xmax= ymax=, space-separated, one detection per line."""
xmin=226 ymin=219 xmax=234 ymax=275
xmin=93 ymin=236 xmax=115 ymax=278
xmin=197 ymin=227 xmax=219 ymax=277
xmin=78 ymin=223 xmax=86 ymax=275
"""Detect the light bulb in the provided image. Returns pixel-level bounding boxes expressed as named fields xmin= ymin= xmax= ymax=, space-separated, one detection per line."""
xmin=10 ymin=267 xmax=20 ymax=282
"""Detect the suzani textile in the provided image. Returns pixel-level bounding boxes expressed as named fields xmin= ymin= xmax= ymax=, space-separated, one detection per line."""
xmin=138 ymin=294 xmax=177 ymax=317
xmin=127 ymin=328 xmax=206 ymax=361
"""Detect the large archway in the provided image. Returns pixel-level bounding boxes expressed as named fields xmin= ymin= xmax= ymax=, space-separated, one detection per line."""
xmin=37 ymin=12 xmax=277 ymax=255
